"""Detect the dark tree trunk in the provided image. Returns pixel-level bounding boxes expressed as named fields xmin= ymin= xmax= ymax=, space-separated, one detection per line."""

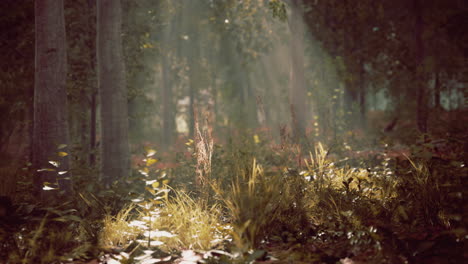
xmin=86 ymin=0 xmax=98 ymax=167
xmin=342 ymin=0 xmax=355 ymax=118
xmin=414 ymin=0 xmax=428 ymax=133
xmin=434 ymin=70 xmax=441 ymax=110
xmin=234 ymin=59 xmax=257 ymax=129
xmin=64 ymin=0 xmax=98 ymax=170
xmin=34 ymin=0 xmax=72 ymax=198
xmin=358 ymin=60 xmax=367 ymax=128
xmin=90 ymin=91 xmax=97 ymax=166
xmin=97 ymin=0 xmax=130 ymax=186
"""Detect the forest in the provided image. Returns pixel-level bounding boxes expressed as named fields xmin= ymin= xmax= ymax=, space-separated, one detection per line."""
xmin=0 ymin=0 xmax=467 ymax=263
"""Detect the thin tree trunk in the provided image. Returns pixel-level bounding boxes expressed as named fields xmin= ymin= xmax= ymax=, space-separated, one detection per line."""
xmin=90 ymin=92 xmax=97 ymax=166
xmin=434 ymin=70 xmax=441 ymax=110
xmin=97 ymin=0 xmax=130 ymax=186
xmin=34 ymin=0 xmax=72 ymax=198
xmin=161 ymin=18 xmax=176 ymax=150
xmin=414 ymin=0 xmax=428 ymax=133
xmin=187 ymin=32 xmax=200 ymax=139
xmin=86 ymin=0 xmax=97 ymax=167
xmin=188 ymin=61 xmax=196 ymax=139
xmin=209 ymin=38 xmax=220 ymax=133
xmin=288 ymin=0 xmax=307 ymax=142
xmin=358 ymin=59 xmax=367 ymax=128
xmin=342 ymin=0 xmax=354 ymax=118
xmin=161 ymin=52 xmax=174 ymax=150
xmin=235 ymin=61 xmax=258 ymax=128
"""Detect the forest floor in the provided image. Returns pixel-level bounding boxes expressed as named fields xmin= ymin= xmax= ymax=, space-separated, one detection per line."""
xmin=1 ymin=113 xmax=467 ymax=264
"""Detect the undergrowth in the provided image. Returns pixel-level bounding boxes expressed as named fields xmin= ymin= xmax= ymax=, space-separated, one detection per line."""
xmin=1 ymin=132 xmax=466 ymax=263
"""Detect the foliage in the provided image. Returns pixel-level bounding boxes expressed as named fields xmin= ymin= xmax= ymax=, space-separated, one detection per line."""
xmin=1 ymin=0 xmax=467 ymax=263
xmin=0 ymin=203 xmax=93 ymax=263
xmin=150 ymin=190 xmax=226 ymax=251
xmin=99 ymin=204 xmax=140 ymax=249
xmin=1 ymin=128 xmax=466 ymax=263
xmin=268 ymin=0 xmax=287 ymax=22
xmin=213 ymin=158 xmax=283 ymax=250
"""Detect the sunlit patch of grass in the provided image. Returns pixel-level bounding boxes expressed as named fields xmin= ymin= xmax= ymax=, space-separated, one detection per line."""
xmin=95 ymin=138 xmax=464 ymax=262
xmin=149 ymin=189 xmax=227 ymax=251
xmin=303 ymin=143 xmax=400 ymax=210
xmin=214 ymin=158 xmax=285 ymax=250
xmin=99 ymin=204 xmax=141 ymax=249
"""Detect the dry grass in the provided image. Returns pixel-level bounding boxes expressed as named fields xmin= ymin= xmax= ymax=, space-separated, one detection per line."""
xmin=150 ymin=189 xmax=226 ymax=250
xmin=214 ymin=158 xmax=284 ymax=250
xmin=99 ymin=204 xmax=141 ymax=249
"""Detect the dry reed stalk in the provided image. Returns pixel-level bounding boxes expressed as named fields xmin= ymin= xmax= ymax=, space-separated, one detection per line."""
xmin=193 ymin=104 xmax=214 ymax=190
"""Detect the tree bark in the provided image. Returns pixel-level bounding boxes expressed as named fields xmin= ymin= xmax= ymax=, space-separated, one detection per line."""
xmin=161 ymin=17 xmax=177 ymax=150
xmin=288 ymin=0 xmax=307 ymax=142
xmin=161 ymin=52 xmax=174 ymax=150
xmin=414 ymin=0 xmax=428 ymax=133
xmin=97 ymin=0 xmax=130 ymax=186
xmin=34 ymin=0 xmax=72 ymax=198
xmin=188 ymin=56 xmax=197 ymax=139
xmin=86 ymin=0 xmax=98 ymax=167
xmin=358 ymin=59 xmax=367 ymax=128
xmin=434 ymin=70 xmax=441 ymax=110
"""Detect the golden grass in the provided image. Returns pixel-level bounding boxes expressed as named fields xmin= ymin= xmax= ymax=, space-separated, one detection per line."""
xmin=214 ymin=158 xmax=284 ymax=250
xmin=99 ymin=204 xmax=141 ymax=249
xmin=150 ymin=189 xmax=226 ymax=251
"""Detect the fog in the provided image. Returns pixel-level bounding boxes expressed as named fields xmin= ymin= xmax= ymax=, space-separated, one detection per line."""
xmin=125 ymin=0 xmax=349 ymax=148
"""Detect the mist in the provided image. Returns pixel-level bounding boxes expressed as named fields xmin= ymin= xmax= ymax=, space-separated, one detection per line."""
xmin=1 ymin=0 xmax=467 ymax=262
xmin=124 ymin=0 xmax=352 ymax=149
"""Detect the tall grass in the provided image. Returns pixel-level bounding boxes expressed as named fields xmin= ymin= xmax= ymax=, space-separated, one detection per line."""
xmin=150 ymin=189 xmax=226 ymax=250
xmin=96 ymin=135 xmax=463 ymax=262
xmin=99 ymin=204 xmax=141 ymax=249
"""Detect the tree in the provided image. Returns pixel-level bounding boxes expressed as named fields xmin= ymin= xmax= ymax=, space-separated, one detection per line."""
xmin=97 ymin=0 xmax=130 ymax=186
xmin=65 ymin=0 xmax=97 ymax=169
xmin=288 ymin=0 xmax=307 ymax=142
xmin=413 ymin=0 xmax=428 ymax=133
xmin=0 ymin=0 xmax=34 ymax=198
xmin=33 ymin=0 xmax=72 ymax=198
xmin=161 ymin=24 xmax=175 ymax=150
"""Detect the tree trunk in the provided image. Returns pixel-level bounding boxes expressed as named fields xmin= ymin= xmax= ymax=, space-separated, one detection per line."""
xmin=288 ymin=0 xmax=307 ymax=142
xmin=34 ymin=0 xmax=72 ymax=199
xmin=188 ymin=58 xmax=196 ymax=139
xmin=161 ymin=18 xmax=177 ymax=150
xmin=434 ymin=70 xmax=441 ymax=110
xmin=358 ymin=59 xmax=367 ymax=128
xmin=86 ymin=0 xmax=98 ymax=167
xmin=187 ymin=29 xmax=200 ymax=139
xmin=97 ymin=0 xmax=130 ymax=186
xmin=414 ymin=0 xmax=428 ymax=133
xmin=211 ymin=56 xmax=219 ymax=133
xmin=161 ymin=52 xmax=174 ymax=150
xmin=90 ymin=91 xmax=97 ymax=166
